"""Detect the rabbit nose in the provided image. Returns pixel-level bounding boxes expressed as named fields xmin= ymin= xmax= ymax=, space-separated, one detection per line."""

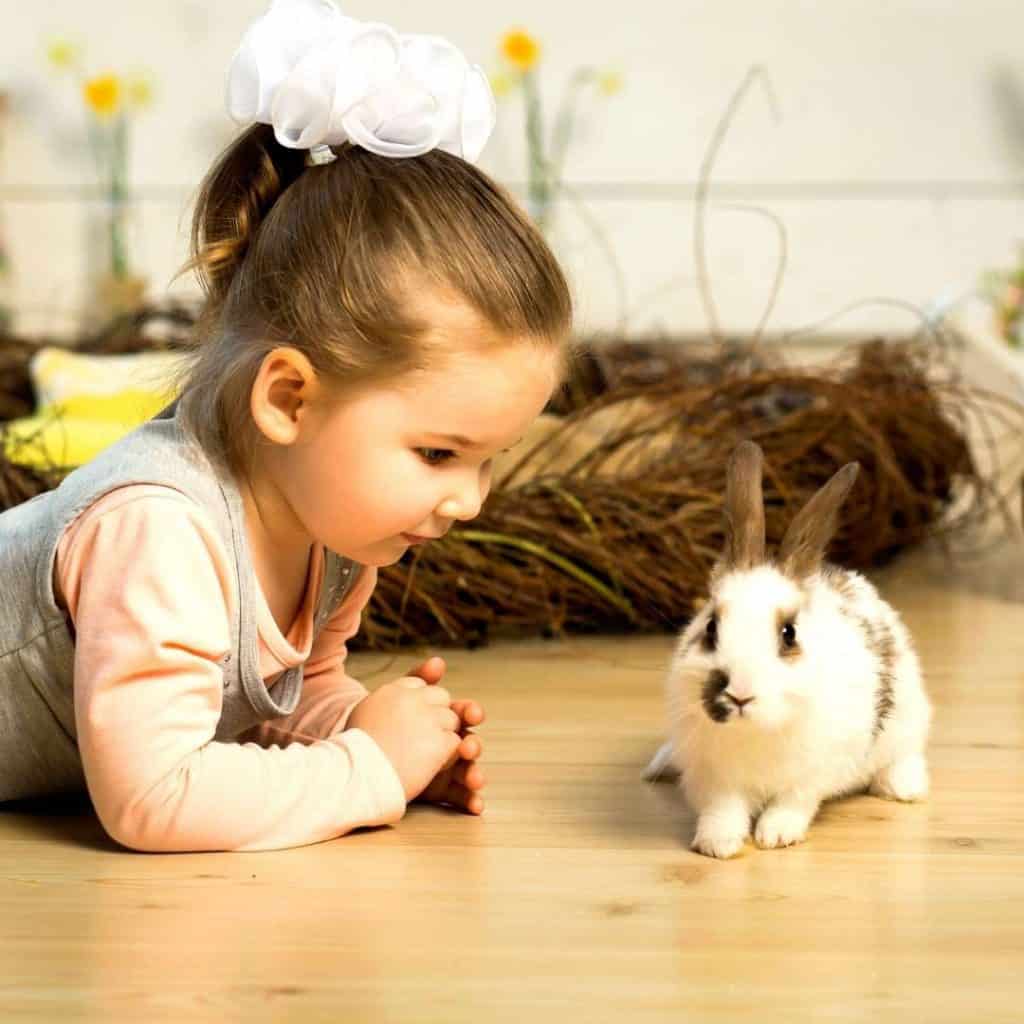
xmin=726 ymin=692 xmax=755 ymax=708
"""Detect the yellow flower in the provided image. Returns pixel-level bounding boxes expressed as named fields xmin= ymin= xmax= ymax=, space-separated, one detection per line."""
xmin=598 ymin=70 xmax=624 ymax=96
xmin=489 ymin=71 xmax=516 ymax=99
xmin=501 ymin=30 xmax=540 ymax=72
xmin=83 ymin=74 xmax=122 ymax=117
xmin=126 ymin=74 xmax=155 ymax=110
xmin=46 ymin=38 xmax=81 ymax=72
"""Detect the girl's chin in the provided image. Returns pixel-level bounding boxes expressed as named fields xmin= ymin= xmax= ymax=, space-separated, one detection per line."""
xmin=353 ymin=535 xmax=418 ymax=566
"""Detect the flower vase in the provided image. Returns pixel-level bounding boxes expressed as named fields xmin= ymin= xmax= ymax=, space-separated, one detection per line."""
xmin=83 ymin=195 xmax=147 ymax=327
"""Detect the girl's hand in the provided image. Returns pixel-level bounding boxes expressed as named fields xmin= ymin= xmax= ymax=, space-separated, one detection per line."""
xmin=347 ymin=672 xmax=460 ymax=802
xmin=408 ymin=656 xmax=487 ymax=815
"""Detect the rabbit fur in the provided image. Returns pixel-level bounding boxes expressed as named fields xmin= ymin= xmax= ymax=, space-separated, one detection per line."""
xmin=644 ymin=441 xmax=932 ymax=859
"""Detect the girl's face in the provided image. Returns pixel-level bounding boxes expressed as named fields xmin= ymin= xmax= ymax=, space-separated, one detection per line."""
xmin=260 ymin=314 xmax=562 ymax=566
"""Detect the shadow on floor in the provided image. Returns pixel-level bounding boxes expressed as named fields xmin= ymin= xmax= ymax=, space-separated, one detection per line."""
xmin=0 ymin=793 xmax=119 ymax=853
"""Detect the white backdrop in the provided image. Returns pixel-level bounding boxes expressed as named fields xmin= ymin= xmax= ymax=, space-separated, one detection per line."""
xmin=1 ymin=0 xmax=1023 ymax=338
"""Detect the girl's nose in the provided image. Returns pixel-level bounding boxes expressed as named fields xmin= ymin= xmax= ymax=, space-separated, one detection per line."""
xmin=438 ymin=468 xmax=489 ymax=521
xmin=437 ymin=487 xmax=482 ymax=521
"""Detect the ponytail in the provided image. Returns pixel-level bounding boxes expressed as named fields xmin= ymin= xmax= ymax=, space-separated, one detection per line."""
xmin=186 ymin=124 xmax=306 ymax=331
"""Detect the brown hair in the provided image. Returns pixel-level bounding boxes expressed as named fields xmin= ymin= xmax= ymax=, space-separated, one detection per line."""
xmin=176 ymin=124 xmax=573 ymax=474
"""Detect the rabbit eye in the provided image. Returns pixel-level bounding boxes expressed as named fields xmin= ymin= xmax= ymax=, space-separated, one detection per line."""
xmin=703 ymin=615 xmax=718 ymax=651
xmin=780 ymin=621 xmax=797 ymax=649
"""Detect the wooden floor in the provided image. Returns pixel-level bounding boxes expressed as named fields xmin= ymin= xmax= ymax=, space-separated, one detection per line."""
xmin=1 ymin=539 xmax=1023 ymax=1022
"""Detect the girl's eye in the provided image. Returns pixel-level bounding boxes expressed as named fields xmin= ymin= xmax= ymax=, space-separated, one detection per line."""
xmin=780 ymin=621 xmax=797 ymax=649
xmin=417 ymin=448 xmax=457 ymax=465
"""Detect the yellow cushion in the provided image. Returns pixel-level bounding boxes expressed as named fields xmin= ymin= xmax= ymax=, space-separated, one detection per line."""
xmin=3 ymin=347 xmax=184 ymax=470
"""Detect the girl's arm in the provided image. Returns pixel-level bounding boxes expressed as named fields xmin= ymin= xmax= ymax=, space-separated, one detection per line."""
xmin=238 ymin=563 xmax=378 ymax=748
xmin=59 ymin=488 xmax=406 ymax=853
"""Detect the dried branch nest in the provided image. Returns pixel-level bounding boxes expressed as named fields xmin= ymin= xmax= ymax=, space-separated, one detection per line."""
xmin=365 ymin=337 xmax=1018 ymax=649
xmin=1 ymin=308 xmax=1018 ymax=650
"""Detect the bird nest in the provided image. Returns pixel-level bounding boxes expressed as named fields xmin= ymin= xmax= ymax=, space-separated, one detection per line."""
xmin=1 ymin=307 xmax=1019 ymax=651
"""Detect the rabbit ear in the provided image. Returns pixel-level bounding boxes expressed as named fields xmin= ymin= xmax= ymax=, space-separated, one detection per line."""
xmin=778 ymin=463 xmax=860 ymax=578
xmin=722 ymin=441 xmax=766 ymax=570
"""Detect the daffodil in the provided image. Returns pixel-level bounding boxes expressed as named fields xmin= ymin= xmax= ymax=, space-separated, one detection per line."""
xmin=46 ymin=38 xmax=80 ymax=72
xmin=489 ymin=71 xmax=516 ymax=99
xmin=83 ymin=74 xmax=122 ymax=118
xmin=44 ymin=44 xmax=155 ymax=288
xmin=501 ymin=30 xmax=540 ymax=72
xmin=125 ymin=74 xmax=155 ymax=110
xmin=597 ymin=70 xmax=624 ymax=97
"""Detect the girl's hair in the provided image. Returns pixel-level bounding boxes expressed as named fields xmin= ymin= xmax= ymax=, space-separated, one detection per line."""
xmin=176 ymin=124 xmax=573 ymax=475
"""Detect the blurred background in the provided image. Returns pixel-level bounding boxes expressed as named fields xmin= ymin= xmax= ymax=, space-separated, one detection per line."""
xmin=1 ymin=0 xmax=1022 ymax=343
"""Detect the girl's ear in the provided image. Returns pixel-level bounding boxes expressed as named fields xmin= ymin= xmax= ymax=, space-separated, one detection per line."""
xmin=722 ymin=440 xmax=766 ymax=571
xmin=250 ymin=347 xmax=320 ymax=445
xmin=778 ymin=463 xmax=860 ymax=579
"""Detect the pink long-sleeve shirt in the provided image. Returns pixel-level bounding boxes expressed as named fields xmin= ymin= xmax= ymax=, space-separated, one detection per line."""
xmin=54 ymin=484 xmax=406 ymax=853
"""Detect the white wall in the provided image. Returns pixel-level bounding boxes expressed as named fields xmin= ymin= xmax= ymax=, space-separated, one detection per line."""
xmin=1 ymin=0 xmax=1022 ymax=338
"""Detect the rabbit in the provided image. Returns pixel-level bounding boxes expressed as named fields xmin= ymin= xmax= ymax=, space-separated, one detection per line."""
xmin=643 ymin=440 xmax=932 ymax=859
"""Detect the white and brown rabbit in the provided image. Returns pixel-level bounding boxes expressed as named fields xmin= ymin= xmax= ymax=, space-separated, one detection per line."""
xmin=644 ymin=441 xmax=932 ymax=859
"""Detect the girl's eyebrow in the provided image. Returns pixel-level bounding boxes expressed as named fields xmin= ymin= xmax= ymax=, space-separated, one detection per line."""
xmin=430 ymin=433 xmax=478 ymax=448
xmin=427 ymin=433 xmax=525 ymax=450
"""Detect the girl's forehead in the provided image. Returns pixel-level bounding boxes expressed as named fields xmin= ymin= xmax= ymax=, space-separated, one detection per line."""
xmin=406 ymin=342 xmax=559 ymax=400
xmin=391 ymin=343 xmax=560 ymax=437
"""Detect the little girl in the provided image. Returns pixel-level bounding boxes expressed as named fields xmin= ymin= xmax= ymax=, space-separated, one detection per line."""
xmin=0 ymin=2 xmax=572 ymax=852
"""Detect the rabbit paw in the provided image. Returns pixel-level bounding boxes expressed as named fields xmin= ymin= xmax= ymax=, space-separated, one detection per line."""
xmin=870 ymin=755 xmax=929 ymax=802
xmin=691 ymin=829 xmax=746 ymax=859
xmin=754 ymin=806 xmax=811 ymax=849
xmin=691 ymin=814 xmax=749 ymax=859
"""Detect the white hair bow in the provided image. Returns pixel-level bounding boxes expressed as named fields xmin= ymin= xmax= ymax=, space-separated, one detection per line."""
xmin=226 ymin=0 xmax=496 ymax=163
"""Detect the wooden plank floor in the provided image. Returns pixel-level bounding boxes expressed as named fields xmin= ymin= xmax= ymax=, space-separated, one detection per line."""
xmin=1 ymin=539 xmax=1022 ymax=1022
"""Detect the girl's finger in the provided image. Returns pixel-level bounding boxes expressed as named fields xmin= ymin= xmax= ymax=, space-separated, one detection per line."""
xmin=452 ymin=699 xmax=485 ymax=727
xmin=443 ymin=782 xmax=484 ymax=815
xmin=458 ymin=733 xmax=482 ymax=760
xmin=408 ymin=656 xmax=446 ymax=684
xmin=453 ymin=760 xmax=485 ymax=790
xmin=422 ymin=685 xmax=452 ymax=707
xmin=395 ymin=676 xmax=427 ymax=689
xmin=435 ymin=707 xmax=461 ymax=732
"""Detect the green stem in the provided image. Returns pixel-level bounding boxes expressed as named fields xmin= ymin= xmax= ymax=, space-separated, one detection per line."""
xmin=521 ymin=70 xmax=551 ymax=230
xmin=451 ymin=528 xmax=636 ymax=620
xmin=549 ymin=68 xmax=595 ymax=191
xmin=109 ymin=114 xmax=129 ymax=278
xmin=542 ymin=482 xmax=627 ymax=600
